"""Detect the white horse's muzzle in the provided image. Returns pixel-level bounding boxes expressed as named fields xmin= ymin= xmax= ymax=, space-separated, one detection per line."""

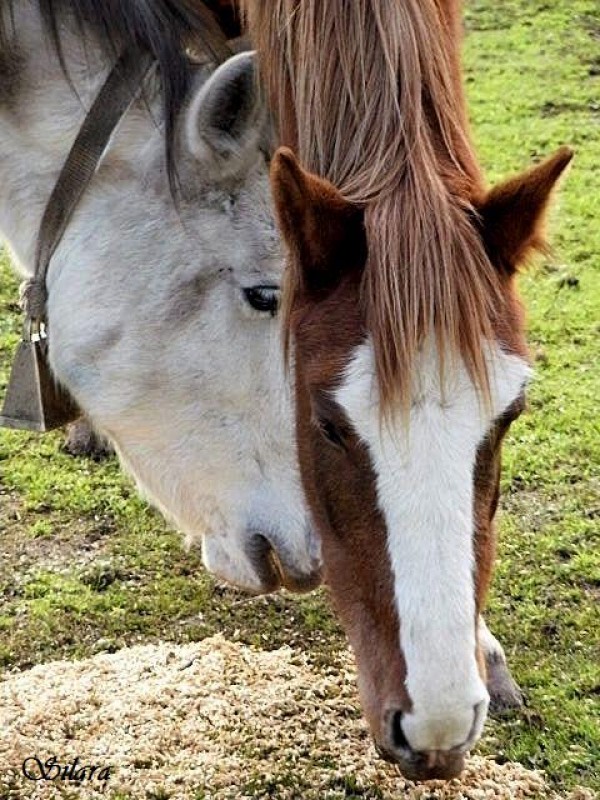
xmin=201 ymin=527 xmax=322 ymax=595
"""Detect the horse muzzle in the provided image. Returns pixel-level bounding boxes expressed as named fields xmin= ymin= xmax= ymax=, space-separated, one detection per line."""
xmin=376 ymin=741 xmax=466 ymax=782
xmin=373 ymin=698 xmax=488 ymax=782
xmin=245 ymin=532 xmax=322 ymax=594
xmin=201 ymin=529 xmax=322 ymax=595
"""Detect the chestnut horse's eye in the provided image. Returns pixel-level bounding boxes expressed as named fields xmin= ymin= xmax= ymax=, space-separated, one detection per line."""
xmin=318 ymin=418 xmax=347 ymax=450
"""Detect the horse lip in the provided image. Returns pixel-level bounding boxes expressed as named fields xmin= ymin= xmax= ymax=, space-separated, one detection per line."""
xmin=246 ymin=533 xmax=322 ymax=594
xmin=374 ymin=737 xmax=466 ymax=782
xmin=245 ymin=534 xmax=281 ymax=593
xmin=374 ymin=742 xmax=399 ymax=764
xmin=277 ymin=560 xmax=322 ymax=593
xmin=267 ymin=538 xmax=323 ymax=593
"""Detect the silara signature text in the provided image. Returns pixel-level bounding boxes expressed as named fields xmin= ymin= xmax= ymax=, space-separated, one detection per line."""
xmin=22 ymin=755 xmax=111 ymax=783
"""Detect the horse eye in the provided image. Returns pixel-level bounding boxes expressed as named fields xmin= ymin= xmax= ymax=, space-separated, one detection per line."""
xmin=319 ymin=418 xmax=346 ymax=450
xmin=243 ymin=286 xmax=280 ymax=316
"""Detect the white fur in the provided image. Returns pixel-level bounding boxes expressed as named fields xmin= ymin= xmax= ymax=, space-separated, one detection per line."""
xmin=479 ymin=616 xmax=507 ymax=666
xmin=0 ymin=4 xmax=318 ymax=592
xmin=336 ymin=339 xmax=531 ymax=752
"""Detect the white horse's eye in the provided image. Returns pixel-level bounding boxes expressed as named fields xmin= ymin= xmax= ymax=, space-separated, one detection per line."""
xmin=242 ymin=286 xmax=280 ymax=316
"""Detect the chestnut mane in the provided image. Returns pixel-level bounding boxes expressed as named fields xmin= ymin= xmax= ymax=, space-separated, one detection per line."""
xmin=243 ymin=0 xmax=505 ymax=410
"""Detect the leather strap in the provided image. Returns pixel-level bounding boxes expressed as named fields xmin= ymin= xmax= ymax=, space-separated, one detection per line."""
xmin=23 ymin=49 xmax=154 ymax=324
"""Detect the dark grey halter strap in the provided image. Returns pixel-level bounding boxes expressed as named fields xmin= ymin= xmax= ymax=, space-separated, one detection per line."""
xmin=21 ymin=48 xmax=154 ymax=325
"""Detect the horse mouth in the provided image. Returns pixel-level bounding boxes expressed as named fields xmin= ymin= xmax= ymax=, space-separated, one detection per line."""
xmin=375 ymin=742 xmax=465 ymax=782
xmin=246 ymin=534 xmax=322 ymax=594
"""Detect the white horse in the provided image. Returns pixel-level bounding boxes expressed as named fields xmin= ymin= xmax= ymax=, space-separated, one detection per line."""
xmin=0 ymin=0 xmax=519 ymax=709
xmin=0 ymin=0 xmax=319 ymax=594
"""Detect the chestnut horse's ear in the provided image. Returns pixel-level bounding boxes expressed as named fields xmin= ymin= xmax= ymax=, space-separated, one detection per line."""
xmin=480 ymin=146 xmax=574 ymax=271
xmin=271 ymin=147 xmax=364 ymax=293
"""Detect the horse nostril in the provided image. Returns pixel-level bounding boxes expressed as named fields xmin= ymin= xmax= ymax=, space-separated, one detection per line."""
xmin=244 ymin=533 xmax=280 ymax=593
xmin=391 ymin=711 xmax=410 ymax=750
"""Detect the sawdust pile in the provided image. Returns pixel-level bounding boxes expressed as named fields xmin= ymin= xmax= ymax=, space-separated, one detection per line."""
xmin=0 ymin=635 xmax=593 ymax=799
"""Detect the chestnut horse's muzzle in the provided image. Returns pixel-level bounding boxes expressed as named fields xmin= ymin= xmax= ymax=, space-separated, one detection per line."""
xmin=373 ymin=701 xmax=488 ymax=782
xmin=376 ymin=740 xmax=465 ymax=782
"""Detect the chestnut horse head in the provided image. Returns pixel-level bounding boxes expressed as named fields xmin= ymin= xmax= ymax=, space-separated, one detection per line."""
xmin=271 ymin=146 xmax=571 ymax=780
xmin=244 ymin=0 xmax=573 ymax=782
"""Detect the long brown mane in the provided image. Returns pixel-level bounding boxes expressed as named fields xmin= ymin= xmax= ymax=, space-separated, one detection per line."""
xmin=243 ymin=0 xmax=505 ymax=410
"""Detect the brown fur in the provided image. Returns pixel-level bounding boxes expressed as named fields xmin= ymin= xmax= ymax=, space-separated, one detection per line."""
xmin=271 ymin=146 xmax=571 ymax=774
xmin=290 ymin=260 xmax=411 ymax=743
xmin=480 ymin=146 xmax=574 ymax=270
xmin=248 ymin=0 xmax=572 ymax=776
xmin=243 ymin=0 xmax=572 ymax=413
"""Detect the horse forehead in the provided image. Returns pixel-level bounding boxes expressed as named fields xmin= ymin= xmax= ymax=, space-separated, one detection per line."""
xmin=335 ymin=338 xmax=531 ymax=448
xmin=233 ymin=182 xmax=282 ymax=265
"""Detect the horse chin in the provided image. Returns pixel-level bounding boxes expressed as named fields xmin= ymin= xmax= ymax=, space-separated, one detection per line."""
xmin=374 ymin=741 xmax=466 ymax=783
xmin=228 ymin=559 xmax=322 ymax=596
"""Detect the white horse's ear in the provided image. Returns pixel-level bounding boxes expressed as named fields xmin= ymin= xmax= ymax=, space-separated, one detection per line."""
xmin=186 ymin=51 xmax=266 ymax=180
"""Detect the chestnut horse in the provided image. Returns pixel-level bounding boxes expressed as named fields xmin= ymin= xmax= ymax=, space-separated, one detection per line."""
xmin=243 ymin=0 xmax=573 ymax=782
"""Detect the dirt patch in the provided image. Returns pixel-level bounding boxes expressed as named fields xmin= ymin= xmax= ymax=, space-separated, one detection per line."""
xmin=539 ymin=100 xmax=599 ymax=117
xmin=0 ymin=636 xmax=591 ymax=800
xmin=0 ymin=490 xmax=116 ymax=577
xmin=581 ymin=14 xmax=600 ymax=41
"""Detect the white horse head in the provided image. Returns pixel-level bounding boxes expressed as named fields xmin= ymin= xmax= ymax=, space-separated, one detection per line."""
xmin=0 ymin=1 xmax=321 ymax=593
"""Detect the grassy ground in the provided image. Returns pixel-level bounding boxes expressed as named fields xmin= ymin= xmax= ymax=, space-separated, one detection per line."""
xmin=0 ymin=0 xmax=599 ymax=795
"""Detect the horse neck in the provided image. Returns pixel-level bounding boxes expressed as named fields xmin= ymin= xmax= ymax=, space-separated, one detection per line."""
xmin=0 ymin=7 xmax=163 ymax=273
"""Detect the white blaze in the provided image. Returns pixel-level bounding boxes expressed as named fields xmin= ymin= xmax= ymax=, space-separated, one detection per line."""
xmin=336 ymin=339 xmax=530 ymax=752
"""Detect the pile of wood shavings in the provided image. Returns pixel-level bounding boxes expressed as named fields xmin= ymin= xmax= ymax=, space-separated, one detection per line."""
xmin=0 ymin=635 xmax=592 ymax=800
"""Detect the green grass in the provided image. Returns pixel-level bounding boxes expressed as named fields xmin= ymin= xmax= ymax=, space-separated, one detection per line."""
xmin=1 ymin=0 xmax=599 ymax=795
xmin=463 ymin=0 xmax=600 ymax=791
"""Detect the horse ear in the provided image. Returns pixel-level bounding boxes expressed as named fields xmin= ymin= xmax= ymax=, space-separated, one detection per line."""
xmin=186 ymin=51 xmax=267 ymax=180
xmin=480 ymin=146 xmax=574 ymax=271
xmin=271 ymin=147 xmax=364 ymax=294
